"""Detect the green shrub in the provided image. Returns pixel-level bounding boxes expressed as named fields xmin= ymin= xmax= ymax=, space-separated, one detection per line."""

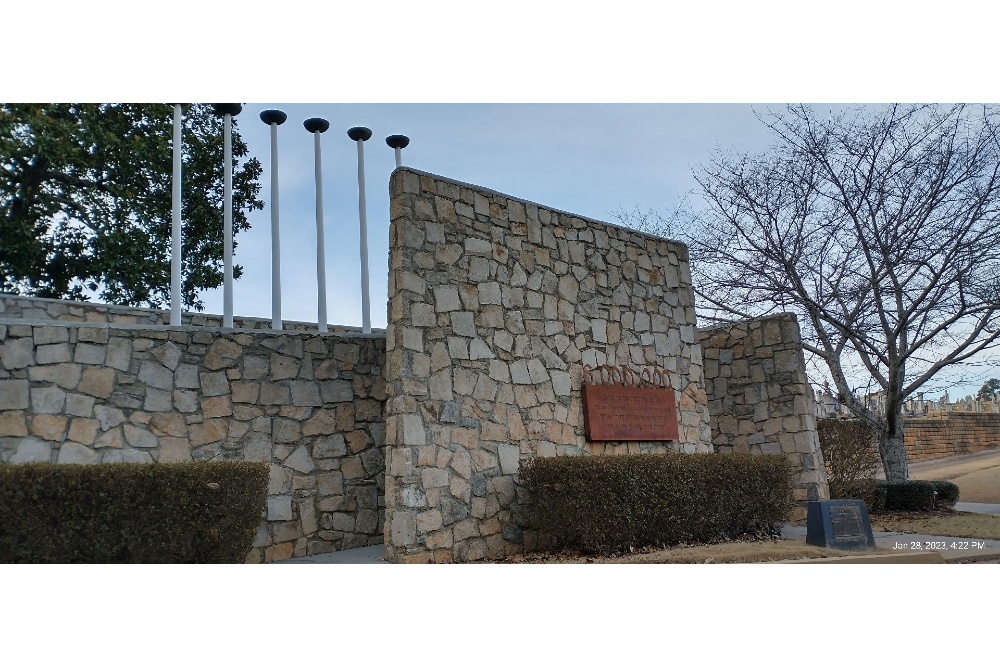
xmin=928 ymin=480 xmax=960 ymax=509
xmin=828 ymin=479 xmax=882 ymax=513
xmin=0 ymin=462 xmax=268 ymax=563
xmin=518 ymin=453 xmax=794 ymax=555
xmin=877 ymin=480 xmax=937 ymax=511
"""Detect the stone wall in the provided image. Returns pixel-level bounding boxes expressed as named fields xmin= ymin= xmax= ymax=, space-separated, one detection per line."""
xmin=699 ymin=314 xmax=829 ymax=518
xmin=903 ymin=413 xmax=1000 ymax=461
xmin=0 ymin=318 xmax=386 ymax=563
xmin=383 ymin=168 xmax=713 ymax=563
xmin=0 ymin=293 xmax=379 ymax=335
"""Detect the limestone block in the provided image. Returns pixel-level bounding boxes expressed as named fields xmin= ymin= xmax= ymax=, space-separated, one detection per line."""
xmin=94 ymin=428 xmax=124 ymax=449
xmin=0 ymin=381 xmax=27 ymax=412
xmin=434 ymin=286 xmax=462 ymax=312
xmin=200 ymin=371 xmax=230 ymax=397
xmin=10 ymin=437 xmax=52 ymax=463
xmin=142 ymin=388 xmax=172 ymax=412
xmin=301 ymin=409 xmax=336 ymax=436
xmin=67 ymin=418 xmax=99 ymax=445
xmin=29 ymin=414 xmax=67 ymax=441
xmin=188 ymin=420 xmax=227 ymax=447
xmin=242 ymin=355 xmax=268 ymax=380
xmin=33 ymin=326 xmax=69 ymax=345
xmin=1 ymin=337 xmax=33 ymax=369
xmin=74 ymin=343 xmax=108 ymax=365
xmin=56 ymin=442 xmax=99 ymax=465
xmin=0 ymin=410 xmax=28 ymax=437
xmin=123 ymin=424 xmax=158 ymax=448
xmin=268 ymin=495 xmax=294 ymax=521
xmin=202 ymin=339 xmax=240 ymax=370
xmin=105 ymin=338 xmax=132 ymax=371
xmin=78 ymin=367 xmax=115 ymax=399
xmin=157 ymin=438 xmax=192 ymax=463
xmin=269 ymin=353 xmax=300 ymax=380
xmin=285 ymin=381 xmax=320 ymax=407
xmin=103 ymin=448 xmax=154 ymax=464
xmin=173 ymin=364 xmax=200 ymax=390
xmin=36 ymin=343 xmax=71 ymax=365
xmin=31 ymin=386 xmax=66 ymax=414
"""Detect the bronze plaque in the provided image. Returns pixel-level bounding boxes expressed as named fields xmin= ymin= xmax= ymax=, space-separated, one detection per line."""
xmin=582 ymin=385 xmax=679 ymax=441
xmin=829 ymin=504 xmax=865 ymax=539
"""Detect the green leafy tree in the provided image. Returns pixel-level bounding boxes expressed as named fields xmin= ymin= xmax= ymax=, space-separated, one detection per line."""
xmin=0 ymin=103 xmax=263 ymax=310
xmin=977 ymin=378 xmax=1000 ymax=402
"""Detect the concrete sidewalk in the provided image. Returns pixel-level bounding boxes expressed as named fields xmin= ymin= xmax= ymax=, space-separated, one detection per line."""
xmin=273 ymin=502 xmax=1000 ymax=564
xmin=779 ymin=525 xmax=1000 ymax=562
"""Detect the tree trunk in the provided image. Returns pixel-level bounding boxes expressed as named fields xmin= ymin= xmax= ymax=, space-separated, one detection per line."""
xmin=877 ymin=414 xmax=909 ymax=481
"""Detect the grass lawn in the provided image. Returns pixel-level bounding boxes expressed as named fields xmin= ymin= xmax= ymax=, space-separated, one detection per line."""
xmin=868 ymin=509 xmax=1000 ymax=540
xmin=495 ymin=540 xmax=886 ymax=564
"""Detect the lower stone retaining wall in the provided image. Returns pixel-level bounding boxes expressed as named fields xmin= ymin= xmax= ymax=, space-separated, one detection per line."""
xmin=699 ymin=314 xmax=829 ymax=519
xmin=904 ymin=413 xmax=1000 ymax=461
xmin=0 ymin=319 xmax=387 ymax=562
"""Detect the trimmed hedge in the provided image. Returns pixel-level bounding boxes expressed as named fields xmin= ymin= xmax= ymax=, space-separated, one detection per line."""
xmin=928 ymin=480 xmax=960 ymax=509
xmin=518 ymin=453 xmax=794 ymax=555
xmin=874 ymin=479 xmax=960 ymax=512
xmin=0 ymin=462 xmax=268 ymax=563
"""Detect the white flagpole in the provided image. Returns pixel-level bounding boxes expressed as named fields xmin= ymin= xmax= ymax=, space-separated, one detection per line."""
xmin=211 ymin=104 xmax=243 ymax=328
xmin=170 ymin=104 xmax=183 ymax=326
xmin=304 ymin=118 xmax=330 ymax=333
xmin=386 ymin=134 xmax=409 ymax=169
xmin=348 ymin=126 xmax=373 ymax=334
xmin=261 ymin=109 xmax=288 ymax=331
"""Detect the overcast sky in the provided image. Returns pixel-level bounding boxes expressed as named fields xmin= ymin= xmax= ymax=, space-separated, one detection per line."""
xmin=192 ymin=103 xmax=991 ymax=399
xmin=209 ymin=103 xmax=778 ymax=328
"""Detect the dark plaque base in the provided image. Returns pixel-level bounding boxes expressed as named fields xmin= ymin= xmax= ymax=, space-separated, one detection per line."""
xmin=582 ymin=385 xmax=678 ymax=442
xmin=805 ymin=499 xmax=877 ymax=552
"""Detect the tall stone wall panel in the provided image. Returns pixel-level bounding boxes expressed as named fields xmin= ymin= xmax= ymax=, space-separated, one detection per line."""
xmin=384 ymin=168 xmax=712 ymax=563
xmin=699 ymin=314 xmax=829 ymax=518
xmin=0 ymin=320 xmax=387 ymax=563
xmin=0 ymin=293 xmax=379 ymax=335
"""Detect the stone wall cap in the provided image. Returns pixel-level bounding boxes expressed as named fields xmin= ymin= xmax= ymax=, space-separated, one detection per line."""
xmin=391 ymin=167 xmax=690 ymax=250
xmin=697 ymin=312 xmax=799 ymax=333
xmin=0 ymin=316 xmax=387 ymax=340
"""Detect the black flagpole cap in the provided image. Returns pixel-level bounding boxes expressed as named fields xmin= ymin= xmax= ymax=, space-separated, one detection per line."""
xmin=386 ymin=134 xmax=410 ymax=149
xmin=347 ymin=126 xmax=372 ymax=142
xmin=260 ymin=109 xmax=287 ymax=125
xmin=304 ymin=118 xmax=330 ymax=133
xmin=212 ymin=103 xmax=243 ymax=116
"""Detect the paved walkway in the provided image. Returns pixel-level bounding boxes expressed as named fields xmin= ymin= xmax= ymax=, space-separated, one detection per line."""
xmin=274 ymin=502 xmax=1000 ymax=564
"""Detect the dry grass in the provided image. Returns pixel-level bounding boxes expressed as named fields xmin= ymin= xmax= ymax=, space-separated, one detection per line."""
xmin=496 ymin=539 xmax=879 ymax=564
xmin=869 ymin=510 xmax=1000 ymax=540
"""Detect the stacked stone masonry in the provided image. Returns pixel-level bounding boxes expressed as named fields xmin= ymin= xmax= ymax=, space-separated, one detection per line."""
xmin=902 ymin=413 xmax=1000 ymax=461
xmin=383 ymin=168 xmax=713 ymax=563
xmin=2 ymin=169 xmax=835 ymax=565
xmin=0 ymin=294 xmax=378 ymax=335
xmin=699 ymin=314 xmax=829 ymax=519
xmin=0 ymin=318 xmax=386 ymax=563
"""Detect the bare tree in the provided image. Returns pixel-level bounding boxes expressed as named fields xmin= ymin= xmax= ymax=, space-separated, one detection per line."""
xmin=622 ymin=105 xmax=1000 ymax=481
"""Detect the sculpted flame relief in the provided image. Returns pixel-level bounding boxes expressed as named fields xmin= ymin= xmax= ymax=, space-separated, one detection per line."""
xmin=582 ymin=364 xmax=671 ymax=390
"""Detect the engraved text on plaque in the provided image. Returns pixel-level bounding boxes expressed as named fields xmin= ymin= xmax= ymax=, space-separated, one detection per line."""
xmin=582 ymin=384 xmax=679 ymax=442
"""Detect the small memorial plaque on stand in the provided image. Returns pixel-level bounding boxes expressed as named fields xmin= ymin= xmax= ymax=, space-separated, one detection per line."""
xmin=805 ymin=499 xmax=877 ymax=551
